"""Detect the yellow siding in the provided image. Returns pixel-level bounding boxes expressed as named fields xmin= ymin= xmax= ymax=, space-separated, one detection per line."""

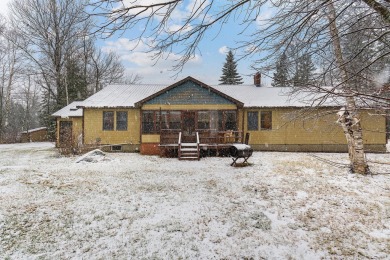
xmin=83 ymin=108 xmax=141 ymax=145
xmin=237 ymin=108 xmax=244 ymax=131
xmin=80 ymin=107 xmax=385 ymax=147
xmin=142 ymin=134 xmax=160 ymax=143
xmin=243 ymin=108 xmax=385 ymax=145
xmin=142 ymin=104 xmax=237 ymax=110
xmin=360 ymin=111 xmax=386 ymax=144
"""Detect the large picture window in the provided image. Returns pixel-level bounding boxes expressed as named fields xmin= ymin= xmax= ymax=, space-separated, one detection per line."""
xmin=116 ymin=111 xmax=128 ymax=131
xmin=224 ymin=111 xmax=237 ymax=130
xmin=247 ymin=111 xmax=258 ymax=131
xmin=215 ymin=111 xmax=237 ymax=131
xmin=142 ymin=111 xmax=156 ymax=134
xmin=161 ymin=111 xmax=169 ymax=130
xmin=197 ymin=111 xmax=210 ymax=129
xmin=261 ymin=111 xmax=272 ymax=130
xmin=142 ymin=111 xmax=182 ymax=134
xmin=141 ymin=110 xmax=238 ymax=133
xmin=103 ymin=111 xmax=114 ymax=130
xmin=169 ymin=111 xmax=181 ymax=130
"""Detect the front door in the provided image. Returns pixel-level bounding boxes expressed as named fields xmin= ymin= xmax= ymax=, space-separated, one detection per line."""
xmin=59 ymin=121 xmax=72 ymax=147
xmin=182 ymin=111 xmax=196 ymax=142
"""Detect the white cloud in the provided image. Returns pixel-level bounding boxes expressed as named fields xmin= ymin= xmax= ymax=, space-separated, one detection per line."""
xmin=102 ymin=37 xmax=203 ymax=84
xmin=167 ymin=23 xmax=193 ymax=33
xmin=115 ymin=0 xmax=171 ymax=18
xmin=256 ymin=4 xmax=274 ymax=28
xmin=102 ymin=38 xmax=148 ymax=53
xmin=117 ymin=0 xmax=208 ymax=22
xmin=0 ymin=0 xmax=11 ymax=17
xmin=218 ymin=46 xmax=229 ymax=55
xmin=113 ymin=0 xmax=210 ymax=34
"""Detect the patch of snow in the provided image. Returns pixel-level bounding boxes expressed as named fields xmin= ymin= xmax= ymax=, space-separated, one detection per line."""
xmin=296 ymin=190 xmax=308 ymax=199
xmin=231 ymin=143 xmax=251 ymax=150
xmin=20 ymin=127 xmax=47 ymax=134
xmin=370 ymin=229 xmax=390 ymax=239
xmin=0 ymin=143 xmax=389 ymax=259
xmin=75 ymin=149 xmax=108 ymax=163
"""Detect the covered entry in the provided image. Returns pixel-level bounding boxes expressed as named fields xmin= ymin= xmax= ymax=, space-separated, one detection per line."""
xmin=138 ymin=77 xmax=245 ymax=157
xmin=182 ymin=111 xmax=196 ymax=142
xmin=59 ymin=121 xmax=72 ymax=147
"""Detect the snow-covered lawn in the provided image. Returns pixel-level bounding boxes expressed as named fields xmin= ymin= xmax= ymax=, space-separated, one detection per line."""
xmin=0 ymin=142 xmax=389 ymax=259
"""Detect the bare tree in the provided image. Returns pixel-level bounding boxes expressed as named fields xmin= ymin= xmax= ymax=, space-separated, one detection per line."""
xmin=8 ymin=0 xmax=130 ymax=139
xmin=120 ymin=73 xmax=143 ymax=85
xmin=90 ymin=0 xmax=390 ymax=174
xmin=9 ymin=0 xmax=91 ymax=111
xmin=89 ymin=49 xmax=125 ymax=93
xmin=0 ymin=15 xmax=25 ymax=143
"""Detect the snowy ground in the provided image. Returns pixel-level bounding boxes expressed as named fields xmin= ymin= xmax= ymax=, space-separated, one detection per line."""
xmin=0 ymin=142 xmax=389 ymax=259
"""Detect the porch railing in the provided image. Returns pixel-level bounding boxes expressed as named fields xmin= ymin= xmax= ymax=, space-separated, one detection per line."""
xmin=160 ymin=129 xmax=182 ymax=145
xmin=160 ymin=129 xmax=243 ymax=145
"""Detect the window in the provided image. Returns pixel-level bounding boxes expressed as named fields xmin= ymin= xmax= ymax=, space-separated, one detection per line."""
xmin=116 ymin=111 xmax=128 ymax=131
xmin=111 ymin=145 xmax=122 ymax=151
xmin=103 ymin=111 xmax=114 ymax=130
xmin=161 ymin=111 xmax=169 ymax=130
xmin=225 ymin=111 xmax=237 ymax=130
xmin=155 ymin=112 xmax=161 ymax=132
xmin=169 ymin=111 xmax=181 ymax=130
xmin=212 ymin=110 xmax=238 ymax=131
xmin=261 ymin=111 xmax=272 ymax=130
xmin=142 ymin=111 xmax=182 ymax=134
xmin=197 ymin=111 xmax=210 ymax=129
xmin=218 ymin=111 xmax=224 ymax=131
xmin=247 ymin=111 xmax=258 ymax=131
xmin=142 ymin=111 xmax=155 ymax=134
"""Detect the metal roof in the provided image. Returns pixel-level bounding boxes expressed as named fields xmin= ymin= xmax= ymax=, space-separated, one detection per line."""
xmin=51 ymin=101 xmax=84 ymax=118
xmin=53 ymin=78 xmax=343 ymax=114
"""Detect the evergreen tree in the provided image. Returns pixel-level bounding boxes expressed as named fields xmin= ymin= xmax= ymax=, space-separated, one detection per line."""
xmin=272 ymin=52 xmax=290 ymax=87
xmin=65 ymin=57 xmax=88 ymax=102
xmin=219 ymin=50 xmax=243 ymax=85
xmin=292 ymin=54 xmax=316 ymax=87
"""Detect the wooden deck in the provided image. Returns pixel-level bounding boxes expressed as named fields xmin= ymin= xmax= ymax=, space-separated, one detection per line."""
xmin=159 ymin=129 xmax=244 ymax=157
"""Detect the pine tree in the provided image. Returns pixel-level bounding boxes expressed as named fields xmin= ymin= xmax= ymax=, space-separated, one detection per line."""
xmin=272 ymin=52 xmax=290 ymax=87
xmin=292 ymin=54 xmax=316 ymax=87
xmin=65 ymin=57 xmax=88 ymax=102
xmin=219 ymin=50 xmax=243 ymax=85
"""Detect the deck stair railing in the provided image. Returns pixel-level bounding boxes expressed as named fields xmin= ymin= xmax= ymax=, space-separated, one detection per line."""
xmin=178 ymin=132 xmax=200 ymax=161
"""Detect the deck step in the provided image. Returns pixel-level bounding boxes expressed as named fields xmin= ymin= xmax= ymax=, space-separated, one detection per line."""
xmin=181 ymin=143 xmax=197 ymax=146
xmin=179 ymin=141 xmax=200 ymax=160
xmin=181 ymin=148 xmax=198 ymax=152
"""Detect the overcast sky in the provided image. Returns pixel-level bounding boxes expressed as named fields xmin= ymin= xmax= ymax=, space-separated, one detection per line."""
xmin=0 ymin=0 xmax=11 ymax=17
xmin=0 ymin=0 xmax=270 ymax=86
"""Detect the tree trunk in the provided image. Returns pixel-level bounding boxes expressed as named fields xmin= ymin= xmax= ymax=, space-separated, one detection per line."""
xmin=4 ymin=50 xmax=16 ymax=128
xmin=328 ymin=1 xmax=369 ymax=174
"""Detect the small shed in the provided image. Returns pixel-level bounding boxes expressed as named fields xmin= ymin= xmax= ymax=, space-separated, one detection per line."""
xmin=20 ymin=127 xmax=48 ymax=143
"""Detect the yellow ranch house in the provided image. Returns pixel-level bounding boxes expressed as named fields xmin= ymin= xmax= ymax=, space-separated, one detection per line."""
xmin=52 ymin=75 xmax=386 ymax=158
